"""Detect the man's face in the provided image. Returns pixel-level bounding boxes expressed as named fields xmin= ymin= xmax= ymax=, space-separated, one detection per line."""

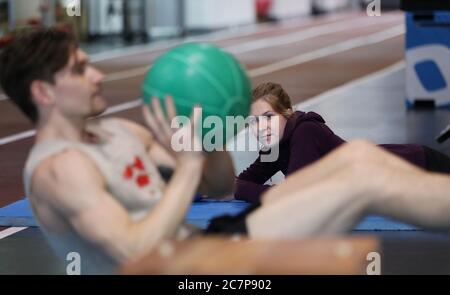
xmin=52 ymin=49 xmax=106 ymax=119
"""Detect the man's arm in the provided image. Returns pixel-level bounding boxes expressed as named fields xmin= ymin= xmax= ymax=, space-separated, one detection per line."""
xmin=258 ymin=141 xmax=450 ymax=235
xmin=33 ymin=149 xmax=203 ymax=264
xmin=197 ymin=151 xmax=235 ymax=198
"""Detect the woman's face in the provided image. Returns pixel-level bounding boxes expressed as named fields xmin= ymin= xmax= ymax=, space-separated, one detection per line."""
xmin=249 ymin=99 xmax=288 ymax=148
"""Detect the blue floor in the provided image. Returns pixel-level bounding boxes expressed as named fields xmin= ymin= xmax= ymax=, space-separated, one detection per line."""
xmin=0 ymin=198 xmax=419 ymax=231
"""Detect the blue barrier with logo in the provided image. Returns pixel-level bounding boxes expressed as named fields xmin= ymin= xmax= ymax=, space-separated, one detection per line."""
xmin=406 ymin=12 xmax=450 ymax=108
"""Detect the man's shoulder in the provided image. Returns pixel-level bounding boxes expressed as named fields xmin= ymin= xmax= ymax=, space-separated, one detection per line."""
xmin=33 ymin=148 xmax=102 ymax=190
xmin=30 ymin=147 xmax=105 ymax=214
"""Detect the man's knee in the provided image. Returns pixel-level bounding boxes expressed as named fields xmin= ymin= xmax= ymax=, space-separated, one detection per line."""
xmin=331 ymin=141 xmax=390 ymax=199
xmin=336 ymin=140 xmax=379 ymax=166
xmin=335 ymin=140 xmax=394 ymax=186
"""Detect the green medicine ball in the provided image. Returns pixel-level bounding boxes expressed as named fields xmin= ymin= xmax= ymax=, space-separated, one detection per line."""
xmin=142 ymin=43 xmax=251 ymax=149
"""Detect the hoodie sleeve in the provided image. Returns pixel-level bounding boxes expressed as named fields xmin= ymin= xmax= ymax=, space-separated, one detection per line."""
xmin=287 ymin=121 xmax=345 ymax=175
xmin=234 ymin=154 xmax=280 ymax=203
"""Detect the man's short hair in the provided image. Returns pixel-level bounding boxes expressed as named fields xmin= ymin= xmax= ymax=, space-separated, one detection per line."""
xmin=0 ymin=28 xmax=78 ymax=123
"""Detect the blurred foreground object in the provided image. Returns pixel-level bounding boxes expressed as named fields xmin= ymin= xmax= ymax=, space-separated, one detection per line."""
xmin=121 ymin=236 xmax=380 ymax=275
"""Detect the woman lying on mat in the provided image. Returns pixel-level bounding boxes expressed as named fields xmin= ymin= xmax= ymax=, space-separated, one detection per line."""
xmin=235 ymin=82 xmax=450 ymax=203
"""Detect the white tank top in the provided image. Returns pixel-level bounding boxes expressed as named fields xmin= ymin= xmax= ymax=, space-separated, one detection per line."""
xmin=23 ymin=119 xmax=167 ymax=274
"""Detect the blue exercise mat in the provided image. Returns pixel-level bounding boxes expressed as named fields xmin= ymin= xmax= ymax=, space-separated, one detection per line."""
xmin=0 ymin=198 xmax=419 ymax=230
xmin=0 ymin=199 xmax=35 ymax=227
xmin=186 ymin=199 xmax=250 ymax=229
xmin=0 ymin=198 xmax=250 ymax=228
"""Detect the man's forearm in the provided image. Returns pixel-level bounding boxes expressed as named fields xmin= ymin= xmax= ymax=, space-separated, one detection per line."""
xmin=197 ymin=151 xmax=235 ymax=198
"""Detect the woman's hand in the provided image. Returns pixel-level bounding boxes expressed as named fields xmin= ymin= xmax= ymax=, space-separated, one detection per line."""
xmin=142 ymin=96 xmax=204 ymax=164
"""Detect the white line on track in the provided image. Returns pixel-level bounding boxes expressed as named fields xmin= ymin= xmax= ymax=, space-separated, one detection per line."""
xmin=0 ymin=101 xmax=145 ymax=146
xmin=0 ymin=25 xmax=405 ymax=147
xmin=0 ymin=130 xmax=36 ymax=146
xmin=93 ymin=17 xmax=401 ymax=83
xmin=88 ymin=23 xmax=267 ymax=63
xmin=103 ymin=66 xmax=151 ymax=83
xmin=248 ymin=25 xmax=404 ymax=77
xmin=87 ymin=13 xmax=360 ymax=63
xmin=227 ymin=17 xmax=398 ymax=55
xmin=0 ymin=15 xmax=399 ymax=99
xmin=0 ymin=16 xmax=304 ymax=101
xmin=0 ymin=227 xmax=28 ymax=240
xmin=295 ymin=61 xmax=405 ymax=110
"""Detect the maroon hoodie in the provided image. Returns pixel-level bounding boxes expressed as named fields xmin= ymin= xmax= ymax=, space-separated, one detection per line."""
xmin=235 ymin=111 xmax=426 ymax=203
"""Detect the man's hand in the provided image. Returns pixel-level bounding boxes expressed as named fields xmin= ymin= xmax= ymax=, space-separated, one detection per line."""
xmin=142 ymin=96 xmax=235 ymax=199
xmin=142 ymin=96 xmax=204 ymax=164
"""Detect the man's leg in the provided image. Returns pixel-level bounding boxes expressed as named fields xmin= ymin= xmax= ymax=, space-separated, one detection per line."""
xmin=369 ymin=170 xmax=450 ymax=229
xmin=262 ymin=140 xmax=371 ymax=205
xmin=247 ymin=141 xmax=450 ymax=239
xmin=247 ymin=140 xmax=380 ymax=238
xmin=247 ymin=172 xmax=371 ymax=238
